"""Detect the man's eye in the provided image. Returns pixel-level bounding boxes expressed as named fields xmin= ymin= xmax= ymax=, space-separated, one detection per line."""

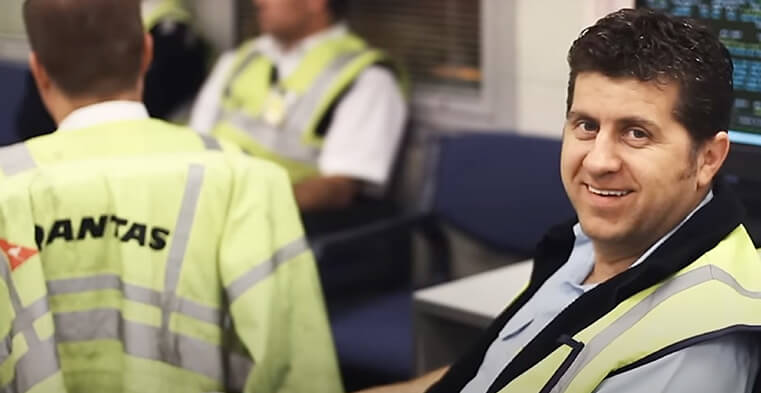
xmin=628 ymin=129 xmax=648 ymax=139
xmin=579 ymin=121 xmax=598 ymax=132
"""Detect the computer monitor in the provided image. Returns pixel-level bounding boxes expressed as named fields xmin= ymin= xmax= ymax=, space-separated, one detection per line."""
xmin=636 ymin=1 xmax=761 ymax=241
xmin=636 ymin=1 xmax=761 ymax=181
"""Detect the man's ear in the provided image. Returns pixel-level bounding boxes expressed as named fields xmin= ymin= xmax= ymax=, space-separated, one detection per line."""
xmin=141 ymin=32 xmax=154 ymax=75
xmin=696 ymin=131 xmax=730 ymax=188
xmin=29 ymin=51 xmax=51 ymax=94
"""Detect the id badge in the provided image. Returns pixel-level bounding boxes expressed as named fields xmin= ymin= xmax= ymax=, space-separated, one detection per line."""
xmin=263 ymin=90 xmax=287 ymax=126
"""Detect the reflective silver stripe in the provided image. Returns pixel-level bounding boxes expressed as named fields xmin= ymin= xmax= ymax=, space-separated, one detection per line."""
xmin=176 ymin=297 xmax=221 ymax=325
xmin=123 ymin=282 xmax=162 ymax=306
xmin=222 ymin=49 xmax=262 ymax=99
xmin=551 ymin=264 xmax=761 ymax=392
xmin=226 ymin=237 xmax=309 ymax=302
xmin=160 ymin=164 xmax=205 ymax=362
xmin=0 ymin=252 xmax=41 ymax=346
xmin=227 ymin=351 xmax=254 ymax=391
xmin=0 ymin=143 xmax=36 ymax=176
xmin=48 ymin=275 xmax=163 ymax=306
xmin=46 ymin=275 xmax=220 ymax=325
xmin=199 ymin=134 xmax=222 ymax=151
xmin=53 ymin=309 xmax=253 ymax=385
xmin=1 ymin=336 xmax=59 ymax=393
xmin=163 ymin=165 xmax=205 ymax=298
xmin=0 ymin=253 xmax=13 ymax=367
xmin=10 ymin=297 xmax=47 ymax=342
xmin=0 ymin=335 xmax=9 ymax=364
xmin=220 ymin=111 xmax=321 ymax=164
xmin=46 ymin=275 xmax=122 ymax=294
xmin=281 ymin=51 xmax=367 ymax=136
xmin=0 ymin=253 xmax=59 ymax=393
xmin=47 ymin=275 xmax=163 ymax=310
xmin=217 ymin=49 xmax=370 ymax=164
xmin=213 ymin=48 xmax=262 ymax=131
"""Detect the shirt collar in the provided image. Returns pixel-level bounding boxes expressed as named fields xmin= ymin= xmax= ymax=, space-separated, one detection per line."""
xmin=57 ymin=101 xmax=150 ymax=132
xmin=571 ymin=189 xmax=715 ymax=288
xmin=256 ymin=23 xmax=348 ymax=61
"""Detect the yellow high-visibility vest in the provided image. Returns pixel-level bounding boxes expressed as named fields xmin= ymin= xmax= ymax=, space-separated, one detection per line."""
xmin=212 ymin=32 xmax=407 ymax=183
xmin=142 ymin=0 xmax=191 ymax=30
xmin=0 ymin=151 xmax=343 ymax=393
xmin=0 ymin=118 xmax=234 ymax=180
xmin=498 ymin=225 xmax=761 ymax=393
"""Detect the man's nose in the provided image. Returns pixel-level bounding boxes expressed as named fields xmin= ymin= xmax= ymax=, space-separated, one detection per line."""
xmin=582 ymin=131 xmax=622 ymax=176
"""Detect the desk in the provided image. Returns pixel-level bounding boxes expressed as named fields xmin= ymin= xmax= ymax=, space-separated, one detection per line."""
xmin=413 ymin=260 xmax=533 ymax=374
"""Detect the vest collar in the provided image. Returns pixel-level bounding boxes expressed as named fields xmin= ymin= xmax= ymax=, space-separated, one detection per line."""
xmin=256 ymin=23 xmax=349 ymax=78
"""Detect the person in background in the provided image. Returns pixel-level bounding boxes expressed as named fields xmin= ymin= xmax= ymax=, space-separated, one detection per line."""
xmin=13 ymin=0 xmax=207 ymax=142
xmin=190 ymin=0 xmax=408 ymax=212
xmin=0 ymin=0 xmax=225 ymax=180
xmin=358 ymin=8 xmax=761 ymax=393
xmin=0 ymin=0 xmax=343 ymax=392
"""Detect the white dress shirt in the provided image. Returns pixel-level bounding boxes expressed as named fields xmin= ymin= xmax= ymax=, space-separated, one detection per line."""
xmin=58 ymin=101 xmax=150 ymax=132
xmin=189 ymin=24 xmax=408 ymax=187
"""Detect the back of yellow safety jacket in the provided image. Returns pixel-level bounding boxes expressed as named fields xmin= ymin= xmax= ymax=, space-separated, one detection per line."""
xmin=0 ymin=118 xmax=233 ymax=180
xmin=0 ymin=151 xmax=343 ymax=393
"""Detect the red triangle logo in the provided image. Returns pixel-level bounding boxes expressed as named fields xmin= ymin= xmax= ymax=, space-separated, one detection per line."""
xmin=0 ymin=239 xmax=39 ymax=271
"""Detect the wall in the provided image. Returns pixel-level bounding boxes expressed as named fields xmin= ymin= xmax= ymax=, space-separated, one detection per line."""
xmin=416 ymin=0 xmax=634 ymax=138
xmin=409 ymin=0 xmax=634 ymax=278
xmin=191 ymin=0 xmax=236 ymax=52
xmin=511 ymin=0 xmax=634 ymax=138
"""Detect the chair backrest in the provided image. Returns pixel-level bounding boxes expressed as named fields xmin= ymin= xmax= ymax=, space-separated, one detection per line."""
xmin=427 ymin=131 xmax=575 ymax=256
xmin=0 ymin=61 xmax=27 ymax=146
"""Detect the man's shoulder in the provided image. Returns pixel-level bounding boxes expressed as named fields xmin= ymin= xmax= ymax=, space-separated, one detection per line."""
xmin=596 ymin=332 xmax=760 ymax=393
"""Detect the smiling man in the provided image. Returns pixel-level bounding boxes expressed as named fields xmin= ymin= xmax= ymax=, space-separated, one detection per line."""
xmin=358 ymin=8 xmax=761 ymax=393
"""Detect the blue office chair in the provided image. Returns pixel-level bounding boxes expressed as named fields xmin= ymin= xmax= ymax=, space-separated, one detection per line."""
xmin=0 ymin=62 xmax=28 ymax=146
xmin=428 ymin=131 xmax=575 ymax=255
xmin=312 ymin=131 xmax=575 ymax=390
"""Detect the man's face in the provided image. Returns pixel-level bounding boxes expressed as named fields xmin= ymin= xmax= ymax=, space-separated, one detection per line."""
xmin=253 ymin=0 xmax=309 ymax=40
xmin=561 ymin=72 xmax=706 ymax=252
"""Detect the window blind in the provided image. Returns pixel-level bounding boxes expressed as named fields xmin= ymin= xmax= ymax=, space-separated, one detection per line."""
xmin=236 ymin=0 xmax=481 ymax=92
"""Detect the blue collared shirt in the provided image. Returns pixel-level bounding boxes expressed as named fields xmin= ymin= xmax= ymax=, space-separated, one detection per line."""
xmin=462 ymin=191 xmax=760 ymax=393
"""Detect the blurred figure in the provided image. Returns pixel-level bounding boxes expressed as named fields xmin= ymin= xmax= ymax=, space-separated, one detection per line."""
xmin=0 ymin=0 xmax=223 ymax=180
xmin=141 ymin=0 xmax=208 ymax=119
xmin=0 ymin=1 xmax=343 ymax=392
xmin=13 ymin=0 xmax=207 ymax=142
xmin=190 ymin=0 xmax=408 ymax=212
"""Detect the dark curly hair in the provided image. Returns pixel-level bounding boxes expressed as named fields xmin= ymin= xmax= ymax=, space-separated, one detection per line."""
xmin=567 ymin=8 xmax=734 ymax=145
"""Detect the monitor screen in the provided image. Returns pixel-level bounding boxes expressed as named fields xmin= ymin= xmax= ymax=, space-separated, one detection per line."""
xmin=637 ymin=0 xmax=761 ymax=147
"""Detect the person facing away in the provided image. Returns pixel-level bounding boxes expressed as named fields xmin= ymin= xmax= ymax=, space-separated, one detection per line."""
xmin=0 ymin=0 xmax=226 ymax=179
xmin=357 ymin=7 xmax=761 ymax=393
xmin=0 ymin=0 xmax=343 ymax=392
xmin=13 ymin=0 xmax=208 ymax=143
xmin=189 ymin=0 xmax=409 ymax=212
xmin=0 ymin=151 xmax=344 ymax=393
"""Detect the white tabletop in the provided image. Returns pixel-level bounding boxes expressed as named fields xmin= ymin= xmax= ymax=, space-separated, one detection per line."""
xmin=414 ymin=260 xmax=533 ymax=329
